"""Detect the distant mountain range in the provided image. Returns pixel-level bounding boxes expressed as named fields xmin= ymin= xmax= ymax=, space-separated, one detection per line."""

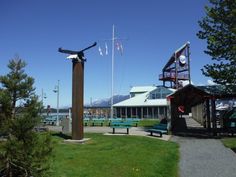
xmin=85 ymin=95 xmax=129 ymax=107
xmin=51 ymin=95 xmax=129 ymax=111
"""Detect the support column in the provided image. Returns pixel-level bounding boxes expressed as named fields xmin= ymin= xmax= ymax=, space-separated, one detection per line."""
xmin=187 ymin=42 xmax=191 ymax=84
xmin=175 ymin=53 xmax=178 ymax=89
xmin=141 ymin=107 xmax=143 ymax=119
xmin=170 ymin=99 xmax=176 ymax=132
xmin=131 ymin=107 xmax=133 ymax=118
xmin=211 ymin=98 xmax=217 ymax=136
xmin=136 ymin=107 xmax=138 ymax=118
xmin=114 ymin=108 xmax=116 ymax=118
xmin=72 ymin=60 xmax=84 ymax=140
xmin=152 ymin=107 xmax=154 ymax=119
xmin=206 ymin=99 xmax=211 ymax=130
xmin=125 ymin=107 xmax=127 ymax=118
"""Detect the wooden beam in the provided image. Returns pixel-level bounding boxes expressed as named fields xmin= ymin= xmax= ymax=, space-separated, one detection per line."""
xmin=211 ymin=99 xmax=217 ymax=136
xmin=72 ymin=60 xmax=84 ymax=140
xmin=206 ymin=99 xmax=211 ymax=131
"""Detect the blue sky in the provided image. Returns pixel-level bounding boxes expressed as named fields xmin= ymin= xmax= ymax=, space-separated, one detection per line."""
xmin=0 ymin=0 xmax=212 ymax=108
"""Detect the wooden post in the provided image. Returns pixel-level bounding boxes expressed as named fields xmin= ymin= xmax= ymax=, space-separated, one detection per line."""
xmin=170 ymin=101 xmax=175 ymax=132
xmin=206 ymin=99 xmax=211 ymax=131
xmin=58 ymin=42 xmax=96 ymax=141
xmin=131 ymin=107 xmax=133 ymax=118
xmin=163 ymin=71 xmax=165 ymax=87
xmin=152 ymin=107 xmax=154 ymax=119
xmin=187 ymin=43 xmax=191 ymax=84
xmin=141 ymin=107 xmax=143 ymax=119
xmin=170 ymin=97 xmax=177 ymax=132
xmin=72 ymin=59 xmax=84 ymax=140
xmin=211 ymin=98 xmax=217 ymax=136
xmin=175 ymin=53 xmax=178 ymax=89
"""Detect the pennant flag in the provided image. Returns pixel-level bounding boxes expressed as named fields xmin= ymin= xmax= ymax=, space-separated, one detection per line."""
xmin=116 ymin=41 xmax=123 ymax=56
xmin=105 ymin=43 xmax=108 ymax=55
xmin=120 ymin=43 xmax=123 ymax=55
xmin=116 ymin=42 xmax=120 ymax=51
xmin=98 ymin=46 xmax=103 ymax=56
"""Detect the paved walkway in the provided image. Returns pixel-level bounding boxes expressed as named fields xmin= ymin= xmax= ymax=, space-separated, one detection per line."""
xmin=172 ymin=136 xmax=236 ymax=177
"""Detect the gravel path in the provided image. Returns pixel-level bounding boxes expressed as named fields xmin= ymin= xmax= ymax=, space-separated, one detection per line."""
xmin=172 ymin=136 xmax=236 ymax=177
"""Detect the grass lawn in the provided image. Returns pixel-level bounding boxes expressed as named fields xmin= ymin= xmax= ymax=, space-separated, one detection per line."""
xmin=221 ymin=137 xmax=236 ymax=149
xmin=138 ymin=119 xmax=159 ymax=127
xmin=50 ymin=133 xmax=179 ymax=177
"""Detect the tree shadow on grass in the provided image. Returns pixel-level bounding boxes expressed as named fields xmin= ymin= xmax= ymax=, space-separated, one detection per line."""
xmin=51 ymin=132 xmax=72 ymax=139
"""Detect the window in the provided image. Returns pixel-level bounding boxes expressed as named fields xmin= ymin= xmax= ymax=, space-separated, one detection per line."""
xmin=149 ymin=87 xmax=173 ymax=99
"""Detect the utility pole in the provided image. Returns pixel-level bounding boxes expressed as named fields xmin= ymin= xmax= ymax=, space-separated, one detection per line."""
xmin=41 ymin=89 xmax=47 ymax=114
xmin=53 ymin=80 xmax=60 ymax=126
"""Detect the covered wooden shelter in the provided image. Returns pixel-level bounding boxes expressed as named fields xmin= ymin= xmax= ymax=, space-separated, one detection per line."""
xmin=168 ymin=84 xmax=236 ymax=135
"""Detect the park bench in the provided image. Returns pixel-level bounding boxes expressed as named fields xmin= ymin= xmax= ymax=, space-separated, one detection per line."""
xmin=34 ymin=127 xmax=49 ymax=132
xmin=83 ymin=118 xmax=90 ymax=126
xmin=43 ymin=116 xmax=57 ymax=125
xmin=92 ymin=118 xmax=105 ymax=126
xmin=126 ymin=118 xmax=140 ymax=127
xmin=110 ymin=120 xmax=132 ymax=134
xmin=147 ymin=123 xmax=168 ymax=137
xmin=108 ymin=118 xmax=122 ymax=126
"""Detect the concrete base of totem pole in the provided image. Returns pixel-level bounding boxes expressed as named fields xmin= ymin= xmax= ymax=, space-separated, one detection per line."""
xmin=64 ymin=138 xmax=90 ymax=144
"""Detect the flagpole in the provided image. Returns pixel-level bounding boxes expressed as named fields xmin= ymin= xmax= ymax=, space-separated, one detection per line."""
xmin=111 ymin=25 xmax=115 ymax=119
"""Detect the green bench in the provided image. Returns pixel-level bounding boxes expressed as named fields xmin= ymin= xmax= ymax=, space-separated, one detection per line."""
xmin=83 ymin=118 xmax=90 ymax=126
xmin=43 ymin=116 xmax=57 ymax=125
xmin=92 ymin=118 xmax=105 ymax=126
xmin=147 ymin=123 xmax=168 ymax=137
xmin=126 ymin=118 xmax=140 ymax=127
xmin=110 ymin=121 xmax=132 ymax=134
xmin=108 ymin=118 xmax=122 ymax=126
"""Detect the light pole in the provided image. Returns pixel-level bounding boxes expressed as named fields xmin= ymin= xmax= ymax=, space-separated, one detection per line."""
xmin=53 ymin=80 xmax=60 ymax=126
xmin=41 ymin=89 xmax=47 ymax=114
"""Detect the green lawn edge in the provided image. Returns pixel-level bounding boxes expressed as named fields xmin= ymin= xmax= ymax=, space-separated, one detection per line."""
xmin=221 ymin=137 xmax=236 ymax=149
xmin=50 ymin=133 xmax=179 ymax=177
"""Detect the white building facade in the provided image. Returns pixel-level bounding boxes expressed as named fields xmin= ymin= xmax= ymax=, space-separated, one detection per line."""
xmin=113 ymin=86 xmax=175 ymax=119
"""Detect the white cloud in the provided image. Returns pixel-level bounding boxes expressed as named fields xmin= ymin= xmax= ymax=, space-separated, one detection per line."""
xmin=207 ymin=80 xmax=216 ymax=85
xmin=182 ymin=80 xmax=194 ymax=86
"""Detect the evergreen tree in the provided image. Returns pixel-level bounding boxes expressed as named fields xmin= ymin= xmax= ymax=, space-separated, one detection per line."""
xmin=0 ymin=57 xmax=35 ymax=118
xmin=0 ymin=57 xmax=53 ymax=177
xmin=197 ymin=0 xmax=236 ymax=86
